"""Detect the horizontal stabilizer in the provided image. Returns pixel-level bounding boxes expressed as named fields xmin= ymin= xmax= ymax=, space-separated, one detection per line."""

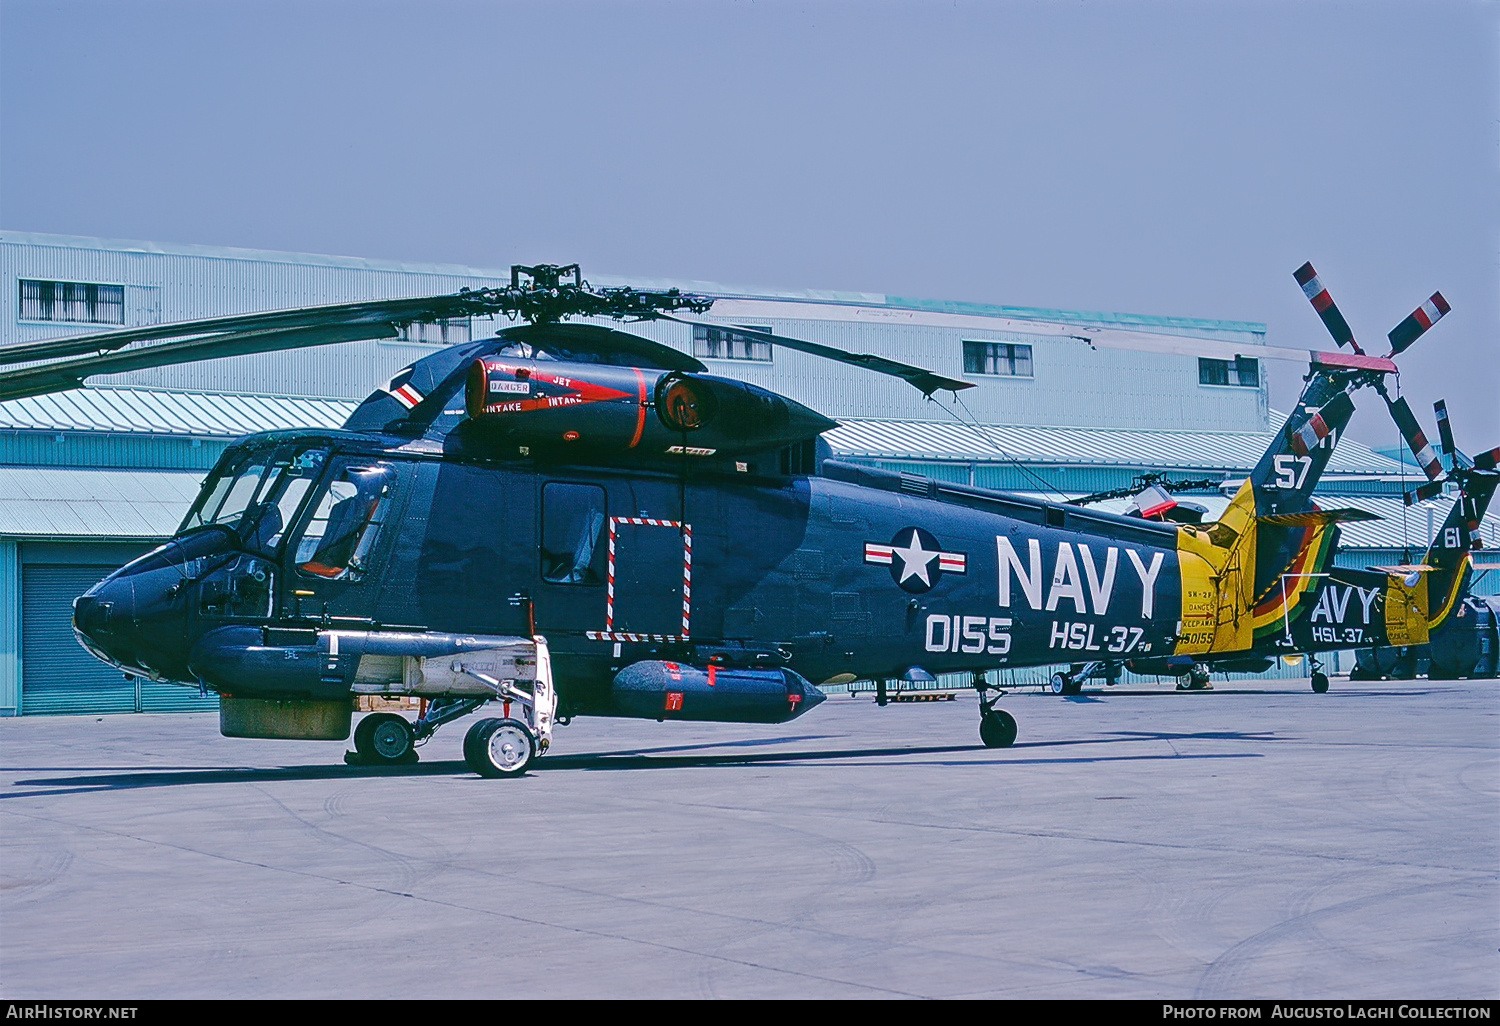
xmin=1257 ymin=508 xmax=1381 ymax=528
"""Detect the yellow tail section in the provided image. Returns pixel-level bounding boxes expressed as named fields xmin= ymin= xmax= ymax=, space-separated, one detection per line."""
xmin=1384 ymin=573 xmax=1430 ymax=647
xmin=1173 ymin=480 xmax=1257 ymax=656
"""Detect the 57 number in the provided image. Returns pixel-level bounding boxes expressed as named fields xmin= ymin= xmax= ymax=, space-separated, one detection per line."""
xmin=1273 ymin=454 xmax=1312 ymax=490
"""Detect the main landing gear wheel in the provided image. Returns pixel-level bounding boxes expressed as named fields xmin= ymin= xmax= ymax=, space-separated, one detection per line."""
xmin=1050 ymin=672 xmax=1083 ymax=696
xmin=1310 ymin=671 xmax=1330 ymax=693
xmin=979 ymin=709 xmax=1018 ymax=749
xmin=465 ymin=717 xmax=537 ymax=777
xmin=353 ymin=712 xmax=417 ymax=765
xmin=1176 ymin=665 xmax=1213 ymax=691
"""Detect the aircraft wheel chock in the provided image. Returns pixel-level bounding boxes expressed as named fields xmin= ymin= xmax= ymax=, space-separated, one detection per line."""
xmin=979 ymin=710 xmax=1017 ymax=749
xmin=1310 ymin=672 xmax=1330 ymax=693
xmin=469 ymin=717 xmax=536 ymax=777
xmin=354 ymin=712 xmax=416 ymax=764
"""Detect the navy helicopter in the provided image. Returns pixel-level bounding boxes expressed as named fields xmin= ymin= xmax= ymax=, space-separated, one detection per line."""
xmin=1349 ymin=397 xmax=1500 ymax=681
xmin=0 ymin=263 xmax=1439 ymax=776
xmin=1044 ymin=263 xmax=1455 ymax=695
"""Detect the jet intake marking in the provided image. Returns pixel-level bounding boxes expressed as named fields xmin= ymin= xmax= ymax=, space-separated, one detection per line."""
xmin=996 ymin=537 xmax=1164 ymax=618
xmin=865 ymin=528 xmax=966 ymax=594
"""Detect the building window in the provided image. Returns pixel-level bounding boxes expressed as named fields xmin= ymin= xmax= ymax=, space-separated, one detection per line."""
xmin=963 ymin=340 xmax=1033 ymax=377
xmin=19 ymin=280 xmax=125 ymax=325
xmin=397 ymin=317 xmax=470 ymax=345
xmin=1199 ymin=356 xmax=1259 ymax=387
xmin=693 ymin=324 xmax=772 ymax=362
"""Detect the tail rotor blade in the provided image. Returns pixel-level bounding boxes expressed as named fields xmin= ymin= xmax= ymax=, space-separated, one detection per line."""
xmin=1387 ymin=292 xmax=1450 ymax=355
xmin=1463 ymin=494 xmax=1480 ymax=534
xmin=1294 ymin=262 xmax=1361 ymax=352
xmin=1386 ymin=395 xmax=1445 ymax=481
xmin=1290 ymin=390 xmax=1354 ymax=457
xmin=1473 ymin=446 xmax=1500 ymax=472
xmin=1405 ymin=480 xmax=1446 ymax=506
xmin=1433 ymin=399 xmax=1456 ymax=457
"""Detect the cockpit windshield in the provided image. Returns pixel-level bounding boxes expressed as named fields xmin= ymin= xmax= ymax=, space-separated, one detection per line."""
xmin=181 ymin=446 xmax=329 ymax=553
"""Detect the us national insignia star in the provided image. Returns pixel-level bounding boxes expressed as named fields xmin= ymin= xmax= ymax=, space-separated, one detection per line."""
xmin=863 ymin=527 xmax=967 ymax=594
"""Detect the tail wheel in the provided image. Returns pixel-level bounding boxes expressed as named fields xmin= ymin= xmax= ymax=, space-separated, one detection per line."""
xmin=979 ymin=709 xmax=1017 ymax=749
xmin=353 ymin=712 xmax=416 ymax=764
xmin=467 ymin=717 xmax=536 ymax=778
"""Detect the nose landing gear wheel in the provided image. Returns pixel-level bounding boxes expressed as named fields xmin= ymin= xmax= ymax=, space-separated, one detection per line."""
xmin=465 ymin=717 xmax=537 ymax=777
xmin=1310 ymin=671 xmax=1329 ymax=693
xmin=979 ymin=709 xmax=1017 ymax=749
xmin=353 ymin=712 xmax=417 ymax=765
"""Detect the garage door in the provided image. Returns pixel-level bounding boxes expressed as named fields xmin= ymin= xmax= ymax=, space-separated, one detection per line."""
xmin=21 ymin=564 xmax=217 ymax=715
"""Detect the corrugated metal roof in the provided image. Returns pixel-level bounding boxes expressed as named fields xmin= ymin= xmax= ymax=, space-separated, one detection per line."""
xmin=0 ymin=387 xmax=357 ymax=437
xmin=0 ymin=467 xmax=204 ymax=537
xmin=825 ymin=418 xmax=1406 ymax=477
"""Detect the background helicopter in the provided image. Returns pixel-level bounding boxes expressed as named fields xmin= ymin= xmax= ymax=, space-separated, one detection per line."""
xmin=1038 ymin=263 xmax=1455 ymax=695
xmin=0 ymin=263 xmax=1441 ymax=776
xmin=1349 ymin=397 xmax=1500 ymax=680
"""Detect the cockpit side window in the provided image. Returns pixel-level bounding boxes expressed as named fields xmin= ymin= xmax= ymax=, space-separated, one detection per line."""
xmin=295 ymin=464 xmax=393 ymax=581
xmin=182 ymin=446 xmax=328 ymax=547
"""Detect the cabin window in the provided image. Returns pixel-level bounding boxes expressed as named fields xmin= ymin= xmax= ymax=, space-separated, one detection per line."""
xmin=1198 ymin=356 xmax=1259 ymax=387
xmin=295 ymin=464 xmax=394 ymax=581
xmin=18 ymin=279 xmax=125 ymax=325
xmin=963 ymin=341 xmax=1033 ymax=377
xmin=693 ymin=325 xmax=772 ymax=362
xmin=541 ymin=482 xmax=607 ymax=584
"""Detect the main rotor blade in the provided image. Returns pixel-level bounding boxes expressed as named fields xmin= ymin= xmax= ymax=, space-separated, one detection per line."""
xmin=0 ymin=293 xmax=482 ymax=368
xmin=1294 ymin=262 xmax=1360 ymax=352
xmin=1385 ymin=395 xmax=1445 ymax=481
xmin=1387 ymin=292 xmax=1450 ymax=355
xmin=0 ymin=322 xmax=397 ymax=402
xmin=656 ymin=314 xmax=973 ymax=396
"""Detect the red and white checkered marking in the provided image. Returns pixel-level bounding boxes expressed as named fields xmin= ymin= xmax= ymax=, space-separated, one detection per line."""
xmin=603 ymin=516 xmax=692 ymax=641
xmin=390 ymin=383 xmax=424 ymax=410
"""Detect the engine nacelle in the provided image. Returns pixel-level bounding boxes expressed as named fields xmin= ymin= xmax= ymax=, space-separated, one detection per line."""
xmin=610 ymin=660 xmax=826 ymax=723
xmin=463 ymin=358 xmax=835 ymax=458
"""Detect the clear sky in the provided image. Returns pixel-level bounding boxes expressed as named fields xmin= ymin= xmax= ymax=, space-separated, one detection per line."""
xmin=2 ymin=0 xmax=1495 ymax=454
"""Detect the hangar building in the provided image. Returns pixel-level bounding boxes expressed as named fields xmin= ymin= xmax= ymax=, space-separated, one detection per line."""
xmin=2 ymin=232 xmax=1492 ymax=715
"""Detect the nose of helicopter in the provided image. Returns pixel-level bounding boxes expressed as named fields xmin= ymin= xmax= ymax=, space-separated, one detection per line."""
xmin=72 ymin=534 xmax=214 ymax=681
xmin=74 ymin=572 xmax=145 ymax=673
